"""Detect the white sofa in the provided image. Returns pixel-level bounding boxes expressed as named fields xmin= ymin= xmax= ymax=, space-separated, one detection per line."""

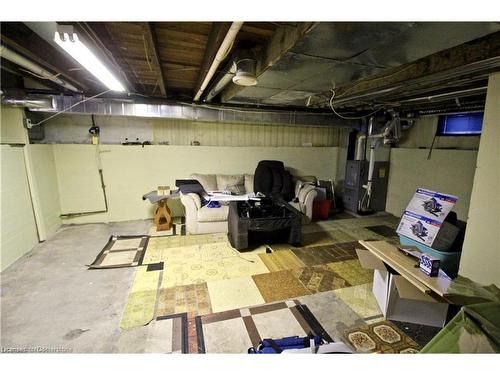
xmin=180 ymin=173 xmax=318 ymax=234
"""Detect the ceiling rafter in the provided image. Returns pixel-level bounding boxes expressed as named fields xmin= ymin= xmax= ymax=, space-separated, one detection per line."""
xmin=142 ymin=22 xmax=167 ymax=97
xmin=79 ymin=22 xmax=141 ymax=94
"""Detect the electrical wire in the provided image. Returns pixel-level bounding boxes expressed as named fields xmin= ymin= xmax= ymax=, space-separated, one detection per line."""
xmin=329 ymin=89 xmax=382 ymax=120
xmin=31 ymin=89 xmax=112 ymax=127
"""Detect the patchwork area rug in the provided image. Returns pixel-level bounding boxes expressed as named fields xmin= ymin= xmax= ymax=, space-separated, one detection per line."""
xmin=195 ymin=300 xmax=332 ymax=353
xmin=343 ymin=320 xmax=421 ymax=353
xmin=117 ymin=213 xmax=415 ymax=346
xmin=89 ymin=235 xmax=148 ymax=269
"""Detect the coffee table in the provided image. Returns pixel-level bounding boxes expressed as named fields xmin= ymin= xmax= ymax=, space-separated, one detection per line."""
xmin=228 ymin=197 xmax=303 ymax=251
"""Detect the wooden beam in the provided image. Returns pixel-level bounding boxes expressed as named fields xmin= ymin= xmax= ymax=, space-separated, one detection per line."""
xmin=193 ymin=22 xmax=232 ymax=100
xmin=332 ymin=31 xmax=500 ymax=104
xmin=80 ymin=22 xmax=141 ymax=94
xmin=142 ymin=22 xmax=167 ymax=97
xmin=221 ymin=22 xmax=318 ymax=102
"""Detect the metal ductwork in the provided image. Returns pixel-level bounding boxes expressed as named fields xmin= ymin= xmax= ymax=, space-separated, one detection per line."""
xmin=1 ymin=96 xmax=55 ymax=109
xmin=0 ymin=45 xmax=80 ymax=93
xmin=3 ymin=93 xmax=358 ymax=128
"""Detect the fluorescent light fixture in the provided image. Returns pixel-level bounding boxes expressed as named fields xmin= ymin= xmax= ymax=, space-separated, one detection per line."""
xmin=54 ymin=31 xmax=125 ymax=92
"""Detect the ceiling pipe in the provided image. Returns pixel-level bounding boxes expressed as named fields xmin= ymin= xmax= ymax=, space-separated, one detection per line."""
xmin=0 ymin=45 xmax=80 ymax=93
xmin=193 ymin=22 xmax=244 ymax=102
xmin=205 ymin=61 xmax=237 ymax=102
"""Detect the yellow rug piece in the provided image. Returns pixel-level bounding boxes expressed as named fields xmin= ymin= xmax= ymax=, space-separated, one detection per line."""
xmin=207 ymin=276 xmax=265 ymax=313
xmin=327 ymin=259 xmax=373 ymax=286
xmin=258 ymin=250 xmax=305 ymax=272
xmin=120 ymin=266 xmax=161 ymax=330
xmin=120 ymin=290 xmax=157 ymax=330
xmin=160 ymin=243 xmax=270 ymax=288
xmin=130 ymin=266 xmax=161 ymax=293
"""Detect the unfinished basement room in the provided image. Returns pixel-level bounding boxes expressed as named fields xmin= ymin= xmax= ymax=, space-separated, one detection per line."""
xmin=1 ymin=2 xmax=499 ymax=370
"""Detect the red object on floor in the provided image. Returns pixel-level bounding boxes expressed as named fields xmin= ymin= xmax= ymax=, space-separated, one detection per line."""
xmin=312 ymin=199 xmax=332 ymax=220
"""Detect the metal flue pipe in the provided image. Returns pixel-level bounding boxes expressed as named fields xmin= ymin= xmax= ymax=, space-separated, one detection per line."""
xmin=0 ymin=45 xmax=80 ymax=93
xmin=193 ymin=22 xmax=243 ymax=101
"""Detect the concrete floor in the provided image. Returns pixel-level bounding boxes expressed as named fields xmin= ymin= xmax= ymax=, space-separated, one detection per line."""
xmin=0 ymin=220 xmax=157 ymax=353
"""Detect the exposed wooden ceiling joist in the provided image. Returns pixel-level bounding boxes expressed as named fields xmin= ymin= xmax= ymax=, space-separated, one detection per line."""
xmin=142 ymin=23 xmax=167 ymax=97
xmin=79 ymin=22 xmax=141 ymax=94
xmin=221 ymin=22 xmax=318 ymax=103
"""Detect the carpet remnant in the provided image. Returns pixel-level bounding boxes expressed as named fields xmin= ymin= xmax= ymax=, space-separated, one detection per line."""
xmin=334 ymin=283 xmax=382 ymax=320
xmin=195 ymin=300 xmax=331 ymax=353
xmin=89 ymin=235 xmax=148 ymax=269
xmin=301 ymin=229 xmax=355 ymax=247
xmin=207 ymin=276 xmax=265 ymax=313
xmin=327 ymin=259 xmax=373 ymax=286
xmin=390 ymin=320 xmax=441 ymax=348
xmin=252 ymin=270 xmax=311 ymax=303
xmin=160 ymin=244 xmax=269 ymax=288
xmin=157 ymin=283 xmax=212 ymax=316
xmin=297 ymin=291 xmax=365 ymax=341
xmin=120 ymin=266 xmax=161 ymax=330
xmin=338 ymin=227 xmax=384 ymax=241
xmin=291 ymin=265 xmax=350 ymax=293
xmin=365 ymin=225 xmax=397 ymax=238
xmin=120 ymin=290 xmax=157 ymax=330
xmin=343 ymin=321 xmax=420 ymax=353
xmin=258 ymin=249 xmax=305 ymax=272
xmin=291 ymin=244 xmax=358 ymax=267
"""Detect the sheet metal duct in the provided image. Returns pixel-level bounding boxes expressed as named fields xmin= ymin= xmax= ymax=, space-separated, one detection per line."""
xmin=10 ymin=94 xmax=358 ymax=128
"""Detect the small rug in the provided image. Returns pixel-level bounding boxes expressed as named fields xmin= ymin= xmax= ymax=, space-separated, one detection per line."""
xmin=89 ymin=235 xmax=148 ymax=269
xmin=365 ymin=225 xmax=397 ymax=238
xmin=343 ymin=320 xmax=420 ymax=353
xmin=195 ymin=300 xmax=332 ymax=353
xmin=252 ymin=270 xmax=311 ymax=303
xmin=291 ymin=243 xmax=358 ymax=267
xmin=302 ymin=229 xmax=355 ymax=247
xmin=120 ymin=266 xmax=161 ymax=330
xmin=327 ymin=259 xmax=374 ymax=286
xmin=157 ymin=283 xmax=213 ymax=317
xmin=258 ymin=249 xmax=305 ymax=272
xmin=334 ymin=283 xmax=383 ymax=320
xmin=291 ymin=265 xmax=350 ymax=293
xmin=390 ymin=320 xmax=441 ymax=348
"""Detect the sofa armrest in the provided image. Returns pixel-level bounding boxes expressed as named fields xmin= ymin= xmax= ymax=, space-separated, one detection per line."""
xmin=302 ymin=189 xmax=318 ymax=220
xmin=180 ymin=192 xmax=202 ymax=210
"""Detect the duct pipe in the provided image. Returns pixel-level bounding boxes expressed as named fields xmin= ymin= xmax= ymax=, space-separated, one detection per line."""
xmin=0 ymin=45 xmax=79 ymax=92
xmin=355 ymin=135 xmax=366 ymax=160
xmin=193 ymin=22 xmax=244 ymax=101
xmin=205 ymin=61 xmax=237 ymax=102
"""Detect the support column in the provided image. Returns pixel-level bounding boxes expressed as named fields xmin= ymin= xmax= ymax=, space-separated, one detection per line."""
xmin=458 ymin=72 xmax=500 ymax=286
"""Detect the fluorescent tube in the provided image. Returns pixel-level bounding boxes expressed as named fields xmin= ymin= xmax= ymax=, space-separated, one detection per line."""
xmin=54 ymin=31 xmax=125 ymax=92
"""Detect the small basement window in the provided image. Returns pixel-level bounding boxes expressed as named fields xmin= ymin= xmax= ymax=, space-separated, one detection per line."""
xmin=437 ymin=112 xmax=484 ymax=136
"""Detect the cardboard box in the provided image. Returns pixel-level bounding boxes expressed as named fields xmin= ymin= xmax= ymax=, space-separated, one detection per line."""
xmin=357 ymin=248 xmax=449 ymax=327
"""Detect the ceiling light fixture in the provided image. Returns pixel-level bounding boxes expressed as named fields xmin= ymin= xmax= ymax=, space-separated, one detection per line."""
xmin=54 ymin=28 xmax=125 ymax=92
xmin=232 ymin=58 xmax=258 ymax=87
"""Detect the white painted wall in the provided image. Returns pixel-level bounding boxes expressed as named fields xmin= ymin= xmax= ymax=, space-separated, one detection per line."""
xmin=54 ymin=145 xmax=340 ymax=224
xmin=386 ymin=148 xmax=478 ymax=220
xmin=0 ymin=145 xmax=39 ymax=271
xmin=29 ymin=145 xmax=62 ymax=237
xmin=459 ymin=73 xmax=500 ymax=286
